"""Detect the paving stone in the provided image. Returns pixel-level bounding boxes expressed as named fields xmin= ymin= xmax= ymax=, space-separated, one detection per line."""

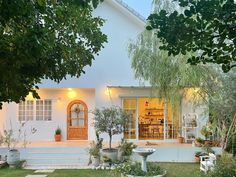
xmin=34 ymin=169 xmax=55 ymax=173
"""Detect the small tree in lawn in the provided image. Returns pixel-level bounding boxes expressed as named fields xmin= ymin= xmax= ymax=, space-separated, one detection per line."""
xmin=93 ymin=107 xmax=130 ymax=151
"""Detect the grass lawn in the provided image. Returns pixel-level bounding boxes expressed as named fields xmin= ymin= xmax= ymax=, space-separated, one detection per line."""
xmin=0 ymin=163 xmax=202 ymax=177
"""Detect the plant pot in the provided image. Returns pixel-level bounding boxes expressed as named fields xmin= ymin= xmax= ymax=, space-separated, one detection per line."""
xmin=7 ymin=149 xmax=20 ymax=168
xmin=102 ymin=148 xmax=118 ymax=162
xmin=54 ymin=134 xmax=61 ymax=142
xmin=178 ymin=137 xmax=184 ymax=143
xmin=195 ymin=156 xmax=200 ymax=162
xmin=91 ymin=156 xmax=100 ymax=167
xmin=204 ymin=140 xmax=212 ymax=146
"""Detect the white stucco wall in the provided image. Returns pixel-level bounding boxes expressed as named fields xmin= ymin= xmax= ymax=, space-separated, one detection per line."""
xmin=39 ymin=0 xmax=145 ymax=108
xmin=2 ymin=88 xmax=95 ymax=142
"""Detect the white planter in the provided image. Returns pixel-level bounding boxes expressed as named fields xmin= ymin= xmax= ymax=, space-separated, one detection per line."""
xmin=91 ymin=156 xmax=100 ymax=167
xmin=7 ymin=149 xmax=20 ymax=168
xmin=102 ymin=148 xmax=118 ymax=162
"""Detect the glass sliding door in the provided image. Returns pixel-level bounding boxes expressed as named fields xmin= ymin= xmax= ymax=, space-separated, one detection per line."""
xmin=123 ymin=98 xmax=137 ymax=139
xmin=138 ymin=98 xmax=165 ymax=140
xmin=123 ymin=97 xmax=180 ymax=141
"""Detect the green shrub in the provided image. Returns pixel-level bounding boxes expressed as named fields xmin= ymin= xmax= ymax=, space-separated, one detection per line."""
xmin=119 ymin=139 xmax=137 ymax=157
xmin=89 ymin=141 xmax=100 ymax=157
xmin=116 ymin=162 xmax=165 ymax=176
xmin=14 ymin=160 xmax=26 ymax=169
xmin=204 ymin=155 xmax=236 ymax=177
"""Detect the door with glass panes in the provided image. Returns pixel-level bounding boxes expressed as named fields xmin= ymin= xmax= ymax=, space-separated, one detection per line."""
xmin=67 ymin=100 xmax=88 ymax=140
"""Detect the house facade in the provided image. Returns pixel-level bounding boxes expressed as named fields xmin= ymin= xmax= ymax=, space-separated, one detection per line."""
xmin=0 ymin=0 xmax=208 ymax=144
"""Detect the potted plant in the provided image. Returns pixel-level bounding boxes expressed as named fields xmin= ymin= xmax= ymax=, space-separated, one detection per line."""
xmin=177 ymin=132 xmax=184 ymax=143
xmin=89 ymin=141 xmax=100 ymax=167
xmin=195 ymin=137 xmax=205 ymax=147
xmin=2 ymin=129 xmax=20 ymax=168
xmin=93 ymin=106 xmax=130 ymax=162
xmin=200 ymin=124 xmax=213 ymax=145
xmin=54 ymin=127 xmax=62 ymax=142
xmin=118 ymin=139 xmax=137 ymax=161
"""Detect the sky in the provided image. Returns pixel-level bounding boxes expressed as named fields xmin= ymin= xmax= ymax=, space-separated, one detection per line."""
xmin=122 ymin=0 xmax=153 ymax=19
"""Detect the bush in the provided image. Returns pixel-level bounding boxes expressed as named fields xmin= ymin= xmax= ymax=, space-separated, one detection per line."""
xmin=116 ymin=162 xmax=165 ymax=176
xmin=203 ymin=155 xmax=236 ymax=177
xmin=14 ymin=160 xmax=26 ymax=169
xmin=119 ymin=139 xmax=137 ymax=157
xmin=89 ymin=141 xmax=100 ymax=157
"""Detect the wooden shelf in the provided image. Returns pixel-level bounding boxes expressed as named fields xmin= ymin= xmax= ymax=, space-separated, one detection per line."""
xmin=145 ymin=108 xmax=164 ymax=110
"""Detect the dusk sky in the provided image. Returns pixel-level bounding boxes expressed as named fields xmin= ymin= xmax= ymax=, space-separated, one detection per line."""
xmin=122 ymin=0 xmax=153 ymax=19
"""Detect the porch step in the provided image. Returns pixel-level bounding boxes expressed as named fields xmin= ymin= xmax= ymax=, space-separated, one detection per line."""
xmin=24 ymin=147 xmax=89 ymax=167
xmin=25 ymin=165 xmax=92 ymax=170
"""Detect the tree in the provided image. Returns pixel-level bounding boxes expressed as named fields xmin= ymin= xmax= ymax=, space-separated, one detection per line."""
xmin=208 ymin=69 xmax=236 ymax=150
xmin=0 ymin=0 xmax=107 ymax=108
xmin=146 ymin=0 xmax=236 ymax=72
xmin=128 ymin=0 xmax=217 ymax=138
xmin=93 ymin=107 xmax=130 ymax=150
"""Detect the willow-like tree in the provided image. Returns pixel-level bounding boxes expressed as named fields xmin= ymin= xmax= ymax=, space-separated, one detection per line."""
xmin=0 ymin=0 xmax=107 ymax=108
xmin=128 ymin=0 xmax=217 ymax=137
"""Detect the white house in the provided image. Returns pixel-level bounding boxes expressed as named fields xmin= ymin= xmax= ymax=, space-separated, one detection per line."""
xmin=0 ymin=0 xmax=208 ymax=144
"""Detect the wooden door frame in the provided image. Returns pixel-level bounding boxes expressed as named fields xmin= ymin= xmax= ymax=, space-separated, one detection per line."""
xmin=67 ymin=100 xmax=88 ymax=140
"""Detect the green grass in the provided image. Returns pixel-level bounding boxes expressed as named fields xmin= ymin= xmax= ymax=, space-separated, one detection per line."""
xmin=0 ymin=163 xmax=201 ymax=177
xmin=0 ymin=168 xmax=34 ymax=177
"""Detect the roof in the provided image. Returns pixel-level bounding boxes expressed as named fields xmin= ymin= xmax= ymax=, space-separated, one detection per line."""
xmin=106 ymin=0 xmax=146 ymax=27
xmin=114 ymin=0 xmax=146 ymax=23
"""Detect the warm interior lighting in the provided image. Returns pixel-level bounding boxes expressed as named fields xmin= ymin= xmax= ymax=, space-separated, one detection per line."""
xmin=26 ymin=92 xmax=34 ymax=100
xmin=104 ymin=87 xmax=111 ymax=96
xmin=67 ymin=90 xmax=77 ymax=99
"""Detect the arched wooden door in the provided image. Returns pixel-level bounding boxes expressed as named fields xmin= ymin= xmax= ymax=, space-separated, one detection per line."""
xmin=67 ymin=100 xmax=88 ymax=140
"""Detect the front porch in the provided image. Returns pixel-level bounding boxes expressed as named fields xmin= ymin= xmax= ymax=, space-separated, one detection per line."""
xmin=0 ymin=141 xmax=222 ymax=169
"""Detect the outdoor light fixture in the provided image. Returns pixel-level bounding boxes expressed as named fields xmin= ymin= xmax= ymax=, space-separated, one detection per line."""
xmin=26 ymin=92 xmax=34 ymax=100
xmin=67 ymin=90 xmax=77 ymax=99
xmin=104 ymin=87 xmax=112 ymax=96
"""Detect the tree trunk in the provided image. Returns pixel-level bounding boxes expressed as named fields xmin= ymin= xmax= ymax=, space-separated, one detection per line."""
xmin=164 ymin=98 xmax=168 ymax=140
xmin=109 ymin=131 xmax=112 ymax=150
xmin=223 ymin=113 xmax=236 ymax=150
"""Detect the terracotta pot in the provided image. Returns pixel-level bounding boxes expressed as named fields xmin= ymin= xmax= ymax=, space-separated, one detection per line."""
xmin=204 ymin=140 xmax=212 ymax=146
xmin=54 ymin=134 xmax=62 ymax=142
xmin=178 ymin=137 xmax=184 ymax=143
xmin=195 ymin=156 xmax=200 ymax=162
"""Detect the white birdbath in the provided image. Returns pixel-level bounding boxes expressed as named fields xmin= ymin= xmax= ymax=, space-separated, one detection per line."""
xmin=132 ymin=148 xmax=156 ymax=172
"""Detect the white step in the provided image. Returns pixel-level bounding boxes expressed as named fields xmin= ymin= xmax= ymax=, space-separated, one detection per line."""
xmin=19 ymin=147 xmax=90 ymax=167
xmin=25 ymin=165 xmax=92 ymax=170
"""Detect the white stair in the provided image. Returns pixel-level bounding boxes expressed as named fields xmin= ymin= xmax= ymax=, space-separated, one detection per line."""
xmin=24 ymin=147 xmax=90 ymax=169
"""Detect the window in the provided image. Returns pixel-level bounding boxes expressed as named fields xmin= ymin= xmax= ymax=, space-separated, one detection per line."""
xmin=123 ymin=98 xmax=137 ymax=139
xmin=19 ymin=100 xmax=34 ymax=121
xmin=18 ymin=99 xmax=52 ymax=121
xmin=36 ymin=100 xmax=52 ymax=121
